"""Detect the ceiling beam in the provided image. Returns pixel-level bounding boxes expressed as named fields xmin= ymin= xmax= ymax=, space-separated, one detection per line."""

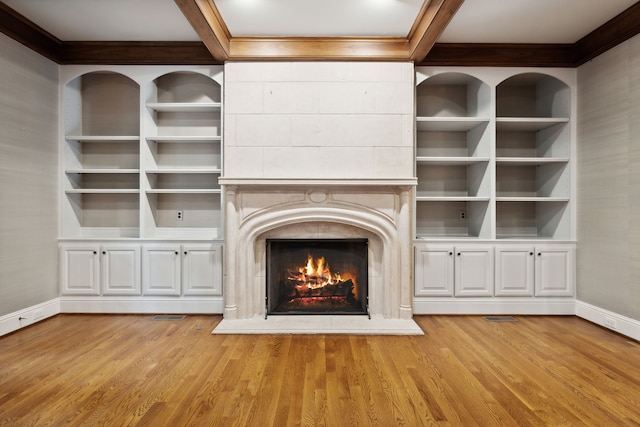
xmin=408 ymin=0 xmax=464 ymax=63
xmin=174 ymin=0 xmax=230 ymax=62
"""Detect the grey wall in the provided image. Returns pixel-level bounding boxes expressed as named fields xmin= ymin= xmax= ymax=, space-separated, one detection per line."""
xmin=0 ymin=34 xmax=59 ymax=316
xmin=577 ymin=33 xmax=640 ymax=321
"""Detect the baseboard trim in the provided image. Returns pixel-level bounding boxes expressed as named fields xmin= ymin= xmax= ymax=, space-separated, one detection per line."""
xmin=0 ymin=298 xmax=61 ymax=337
xmin=412 ymin=298 xmax=576 ymax=315
xmin=59 ymin=297 xmax=224 ymax=314
xmin=575 ymin=301 xmax=640 ymax=342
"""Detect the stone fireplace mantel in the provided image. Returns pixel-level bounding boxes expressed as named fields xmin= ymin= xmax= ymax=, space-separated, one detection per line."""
xmin=215 ymin=177 xmax=421 ymax=334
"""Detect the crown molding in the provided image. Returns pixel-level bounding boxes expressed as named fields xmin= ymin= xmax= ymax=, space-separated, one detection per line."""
xmin=422 ymin=43 xmax=575 ymax=67
xmin=0 ymin=2 xmax=62 ymax=62
xmin=572 ymin=1 xmax=640 ymax=66
xmin=60 ymin=41 xmax=216 ymax=65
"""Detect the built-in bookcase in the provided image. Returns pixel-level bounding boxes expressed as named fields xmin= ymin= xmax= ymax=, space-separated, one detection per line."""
xmin=414 ymin=68 xmax=574 ymax=240
xmin=415 ymin=72 xmax=492 ymax=238
xmin=62 ymin=72 xmax=141 ymax=238
xmin=60 ymin=66 xmax=223 ymax=240
xmin=495 ymin=73 xmax=571 ymax=239
xmin=142 ymin=71 xmax=223 ymax=239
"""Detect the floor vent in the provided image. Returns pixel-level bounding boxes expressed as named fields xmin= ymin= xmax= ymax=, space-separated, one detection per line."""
xmin=152 ymin=314 xmax=186 ymax=321
xmin=483 ymin=315 xmax=517 ymax=322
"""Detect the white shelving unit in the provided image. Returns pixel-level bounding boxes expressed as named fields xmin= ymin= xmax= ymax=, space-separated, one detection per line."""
xmin=59 ymin=66 xmax=224 ymax=313
xmin=62 ymin=72 xmax=141 ymax=238
xmin=413 ymin=67 xmax=576 ymax=314
xmin=495 ymin=73 xmax=572 ymax=240
xmin=142 ymin=71 xmax=223 ymax=239
xmin=415 ymin=72 xmax=492 ymax=239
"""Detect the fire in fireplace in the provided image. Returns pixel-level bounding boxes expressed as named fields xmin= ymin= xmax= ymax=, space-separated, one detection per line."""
xmin=266 ymin=239 xmax=368 ymax=316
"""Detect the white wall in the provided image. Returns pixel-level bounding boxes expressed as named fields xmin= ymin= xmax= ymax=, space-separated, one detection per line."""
xmin=223 ymin=62 xmax=414 ymax=179
xmin=0 ymin=34 xmax=59 ymax=316
xmin=577 ymin=33 xmax=640 ymax=321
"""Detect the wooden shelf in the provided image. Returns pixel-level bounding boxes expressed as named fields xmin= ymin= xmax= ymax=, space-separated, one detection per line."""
xmin=146 ymin=168 xmax=221 ymax=174
xmin=496 ymin=157 xmax=569 ymax=165
xmin=496 ymin=117 xmax=569 ymax=131
xmin=416 ymin=117 xmax=490 ymax=132
xmin=416 ymin=196 xmax=491 ymax=202
xmin=145 ymin=189 xmax=222 ymax=194
xmin=496 ymin=197 xmax=570 ymax=202
xmin=145 ymin=136 xmax=221 ymax=143
xmin=66 ymin=169 xmax=140 ymax=174
xmin=416 ymin=156 xmax=490 ymax=165
xmin=65 ymin=135 xmax=139 ymax=142
xmin=65 ymin=189 xmax=139 ymax=194
xmin=146 ymin=102 xmax=221 ymax=112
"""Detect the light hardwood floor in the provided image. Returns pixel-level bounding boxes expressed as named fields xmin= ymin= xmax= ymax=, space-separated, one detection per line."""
xmin=1 ymin=314 xmax=639 ymax=426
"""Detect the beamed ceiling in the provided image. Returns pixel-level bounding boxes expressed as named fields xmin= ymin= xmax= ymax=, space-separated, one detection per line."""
xmin=0 ymin=0 xmax=639 ymax=67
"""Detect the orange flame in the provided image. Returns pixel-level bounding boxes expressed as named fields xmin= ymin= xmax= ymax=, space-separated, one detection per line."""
xmin=287 ymin=253 xmax=358 ymax=298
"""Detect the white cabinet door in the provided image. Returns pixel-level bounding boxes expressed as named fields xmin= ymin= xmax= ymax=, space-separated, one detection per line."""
xmin=182 ymin=244 xmax=223 ymax=296
xmin=454 ymin=246 xmax=494 ymax=297
xmin=495 ymin=246 xmax=535 ymax=296
xmin=535 ymin=245 xmax=574 ymax=296
xmin=101 ymin=245 xmax=141 ymax=295
xmin=142 ymin=245 xmax=181 ymax=296
xmin=414 ymin=245 xmax=454 ymax=296
xmin=60 ymin=244 xmax=100 ymax=295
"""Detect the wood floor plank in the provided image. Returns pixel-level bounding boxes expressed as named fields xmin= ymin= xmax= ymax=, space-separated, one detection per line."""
xmin=1 ymin=314 xmax=640 ymax=426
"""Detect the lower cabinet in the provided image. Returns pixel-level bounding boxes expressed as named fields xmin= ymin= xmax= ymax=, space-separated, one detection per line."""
xmin=495 ymin=245 xmax=574 ymax=297
xmin=142 ymin=243 xmax=223 ymax=296
xmin=60 ymin=243 xmax=140 ymax=295
xmin=415 ymin=242 xmax=575 ymax=299
xmin=60 ymin=241 xmax=222 ymax=297
xmin=415 ymin=244 xmax=494 ymax=297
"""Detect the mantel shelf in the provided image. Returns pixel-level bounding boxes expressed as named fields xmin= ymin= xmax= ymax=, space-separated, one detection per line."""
xmin=218 ymin=178 xmax=418 ymax=187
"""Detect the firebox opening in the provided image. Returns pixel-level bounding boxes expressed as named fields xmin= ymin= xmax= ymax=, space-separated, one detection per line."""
xmin=266 ymin=239 xmax=369 ymax=316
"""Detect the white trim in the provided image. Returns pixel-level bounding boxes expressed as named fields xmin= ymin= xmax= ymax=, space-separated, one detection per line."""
xmin=59 ymin=297 xmax=224 ymax=314
xmin=575 ymin=301 xmax=640 ymax=342
xmin=0 ymin=299 xmax=61 ymax=337
xmin=412 ymin=298 xmax=576 ymax=315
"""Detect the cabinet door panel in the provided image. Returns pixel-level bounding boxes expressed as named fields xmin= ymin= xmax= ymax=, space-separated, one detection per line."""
xmin=535 ymin=246 xmax=574 ymax=296
xmin=60 ymin=245 xmax=100 ymax=295
xmin=142 ymin=245 xmax=181 ymax=296
xmin=415 ymin=246 xmax=454 ymax=296
xmin=495 ymin=246 xmax=534 ymax=296
xmin=454 ymin=246 xmax=494 ymax=296
xmin=182 ymin=244 xmax=222 ymax=296
xmin=102 ymin=246 xmax=141 ymax=295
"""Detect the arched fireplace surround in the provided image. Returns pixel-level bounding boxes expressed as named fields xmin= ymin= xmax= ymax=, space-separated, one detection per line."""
xmin=220 ymin=179 xmax=416 ymax=325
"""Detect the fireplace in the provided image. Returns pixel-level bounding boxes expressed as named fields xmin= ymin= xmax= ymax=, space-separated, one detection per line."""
xmin=266 ymin=239 xmax=369 ymax=316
